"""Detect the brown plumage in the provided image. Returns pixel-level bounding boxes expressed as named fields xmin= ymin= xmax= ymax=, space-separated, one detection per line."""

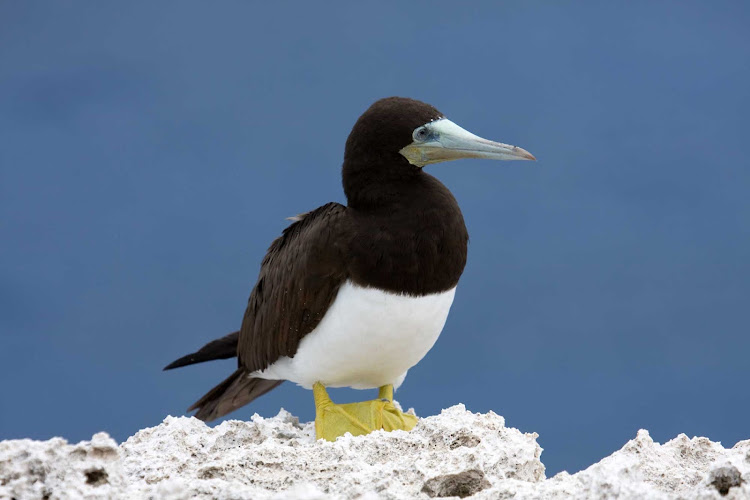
xmin=238 ymin=202 xmax=350 ymax=374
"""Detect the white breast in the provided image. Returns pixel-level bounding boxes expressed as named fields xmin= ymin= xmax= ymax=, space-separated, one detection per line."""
xmin=254 ymin=281 xmax=456 ymax=390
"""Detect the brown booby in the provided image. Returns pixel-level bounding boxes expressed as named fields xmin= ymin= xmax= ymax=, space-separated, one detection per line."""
xmin=165 ymin=97 xmax=535 ymax=439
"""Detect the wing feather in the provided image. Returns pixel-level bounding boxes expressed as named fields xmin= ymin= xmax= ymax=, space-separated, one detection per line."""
xmin=238 ymin=202 xmax=349 ymax=374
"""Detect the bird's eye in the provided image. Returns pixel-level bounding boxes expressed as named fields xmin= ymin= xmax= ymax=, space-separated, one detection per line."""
xmin=413 ymin=127 xmax=429 ymax=142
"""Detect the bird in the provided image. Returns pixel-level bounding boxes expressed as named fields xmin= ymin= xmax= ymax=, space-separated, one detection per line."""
xmin=164 ymin=97 xmax=535 ymax=440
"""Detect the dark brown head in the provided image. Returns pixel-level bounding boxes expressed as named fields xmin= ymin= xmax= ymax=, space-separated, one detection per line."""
xmin=344 ymin=97 xmax=444 ymax=167
xmin=342 ymin=96 xmax=535 ymax=209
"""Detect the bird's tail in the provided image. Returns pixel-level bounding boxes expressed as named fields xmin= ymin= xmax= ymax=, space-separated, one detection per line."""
xmin=187 ymin=369 xmax=283 ymax=421
xmin=163 ymin=331 xmax=283 ymax=421
xmin=163 ymin=331 xmax=241 ymax=370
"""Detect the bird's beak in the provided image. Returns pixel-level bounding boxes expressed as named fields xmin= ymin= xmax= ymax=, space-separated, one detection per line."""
xmin=400 ymin=118 xmax=536 ymax=167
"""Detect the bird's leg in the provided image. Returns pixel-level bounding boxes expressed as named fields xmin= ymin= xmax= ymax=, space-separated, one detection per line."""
xmin=313 ymin=382 xmax=417 ymax=441
xmin=378 ymin=384 xmax=393 ymax=401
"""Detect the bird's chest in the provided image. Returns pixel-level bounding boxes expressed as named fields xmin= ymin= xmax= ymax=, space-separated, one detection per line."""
xmin=260 ymin=281 xmax=456 ymax=389
xmin=348 ymin=211 xmax=468 ymax=295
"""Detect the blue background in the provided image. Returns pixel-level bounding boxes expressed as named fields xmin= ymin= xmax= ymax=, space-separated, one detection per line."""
xmin=1 ymin=2 xmax=748 ymax=475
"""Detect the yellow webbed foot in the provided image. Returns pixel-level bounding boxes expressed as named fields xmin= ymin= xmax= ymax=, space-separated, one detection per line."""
xmin=313 ymin=383 xmax=418 ymax=441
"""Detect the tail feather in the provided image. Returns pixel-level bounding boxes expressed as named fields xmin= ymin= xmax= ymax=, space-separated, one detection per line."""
xmin=163 ymin=331 xmax=240 ymax=370
xmin=188 ymin=369 xmax=284 ymax=421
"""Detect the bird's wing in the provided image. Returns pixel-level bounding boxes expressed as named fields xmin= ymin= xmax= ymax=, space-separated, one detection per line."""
xmin=238 ymin=202 xmax=349 ymax=374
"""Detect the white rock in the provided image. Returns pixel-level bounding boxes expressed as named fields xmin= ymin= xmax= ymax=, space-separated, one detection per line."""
xmin=0 ymin=405 xmax=747 ymax=499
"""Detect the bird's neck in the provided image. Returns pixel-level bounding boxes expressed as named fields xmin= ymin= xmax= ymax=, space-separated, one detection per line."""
xmin=342 ymin=155 xmax=423 ymax=211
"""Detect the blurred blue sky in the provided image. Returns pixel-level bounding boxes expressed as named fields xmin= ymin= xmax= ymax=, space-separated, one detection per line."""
xmin=1 ymin=2 xmax=749 ymax=475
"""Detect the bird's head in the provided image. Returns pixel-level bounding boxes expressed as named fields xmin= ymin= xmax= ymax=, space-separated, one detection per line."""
xmin=344 ymin=97 xmax=535 ymax=169
xmin=342 ymin=97 xmax=535 ymax=208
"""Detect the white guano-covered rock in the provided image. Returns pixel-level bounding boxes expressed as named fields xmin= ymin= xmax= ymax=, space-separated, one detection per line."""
xmin=1 ymin=405 xmax=748 ymax=499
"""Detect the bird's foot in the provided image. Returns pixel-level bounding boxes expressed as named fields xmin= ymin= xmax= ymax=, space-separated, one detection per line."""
xmin=313 ymin=382 xmax=417 ymax=441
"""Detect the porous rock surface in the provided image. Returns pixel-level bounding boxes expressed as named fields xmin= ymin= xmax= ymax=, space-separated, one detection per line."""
xmin=1 ymin=405 xmax=748 ymax=499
